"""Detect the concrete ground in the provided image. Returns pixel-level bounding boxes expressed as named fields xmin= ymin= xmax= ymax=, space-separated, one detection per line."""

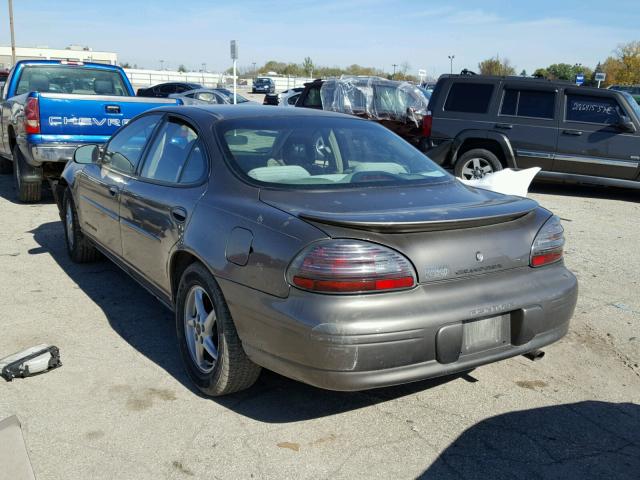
xmin=0 ymin=174 xmax=638 ymax=480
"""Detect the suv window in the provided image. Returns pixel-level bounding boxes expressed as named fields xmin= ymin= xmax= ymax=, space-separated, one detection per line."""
xmin=303 ymin=86 xmax=323 ymax=108
xmin=444 ymin=82 xmax=494 ymax=114
xmin=500 ymin=89 xmax=555 ymax=119
xmin=103 ymin=114 xmax=162 ymax=174
xmin=566 ymin=94 xmax=622 ymax=124
xmin=140 ymin=118 xmax=204 ymax=183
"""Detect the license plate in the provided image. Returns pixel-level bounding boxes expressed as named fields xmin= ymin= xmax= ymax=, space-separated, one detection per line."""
xmin=462 ymin=315 xmax=507 ymax=354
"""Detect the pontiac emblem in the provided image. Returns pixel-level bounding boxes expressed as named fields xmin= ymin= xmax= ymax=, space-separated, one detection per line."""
xmin=475 ymin=251 xmax=484 ymax=262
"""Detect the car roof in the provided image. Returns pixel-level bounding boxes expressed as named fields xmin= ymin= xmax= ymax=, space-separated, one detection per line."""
xmin=156 ymin=104 xmax=364 ymax=122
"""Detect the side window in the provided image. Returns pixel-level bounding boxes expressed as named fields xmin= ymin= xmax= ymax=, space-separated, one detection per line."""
xmin=444 ymin=83 xmax=494 ymax=114
xmin=103 ymin=114 xmax=162 ymax=174
xmin=566 ymin=94 xmax=622 ymax=125
xmin=303 ymin=86 xmax=322 ymax=108
xmin=288 ymin=94 xmax=300 ymax=105
xmin=175 ymin=84 xmax=190 ymax=93
xmin=140 ymin=118 xmax=199 ymax=183
xmin=500 ymin=89 xmax=555 ymax=119
xmin=179 ymin=141 xmax=207 ymax=183
xmin=159 ymin=84 xmax=176 ymax=95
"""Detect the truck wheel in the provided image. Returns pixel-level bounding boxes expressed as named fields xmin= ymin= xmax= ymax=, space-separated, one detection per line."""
xmin=12 ymin=145 xmax=42 ymax=202
xmin=176 ymin=263 xmax=261 ymax=396
xmin=0 ymin=157 xmax=12 ymax=175
xmin=454 ymin=148 xmax=503 ymax=180
xmin=63 ymin=189 xmax=101 ymax=263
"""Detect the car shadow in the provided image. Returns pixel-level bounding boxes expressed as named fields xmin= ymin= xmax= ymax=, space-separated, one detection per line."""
xmin=531 ymin=181 xmax=640 ymax=203
xmin=29 ymin=219 xmax=465 ymax=423
xmin=420 ymin=401 xmax=640 ymax=480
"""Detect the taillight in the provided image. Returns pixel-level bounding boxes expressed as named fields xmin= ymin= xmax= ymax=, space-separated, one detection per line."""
xmin=287 ymin=240 xmax=416 ymax=294
xmin=24 ymin=97 xmax=40 ymax=134
xmin=530 ymin=215 xmax=565 ymax=267
xmin=422 ymin=111 xmax=432 ymax=138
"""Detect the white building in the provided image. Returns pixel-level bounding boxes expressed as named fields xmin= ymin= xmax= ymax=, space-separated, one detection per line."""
xmin=0 ymin=45 xmax=117 ymax=70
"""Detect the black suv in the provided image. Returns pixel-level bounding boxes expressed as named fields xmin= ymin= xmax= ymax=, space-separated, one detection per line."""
xmin=424 ymin=74 xmax=640 ymax=189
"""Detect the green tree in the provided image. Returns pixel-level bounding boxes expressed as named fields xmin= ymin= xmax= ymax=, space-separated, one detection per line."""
xmin=178 ymin=64 xmax=187 ymax=73
xmin=532 ymin=68 xmax=548 ymax=78
xmin=120 ymin=62 xmax=132 ymax=68
xmin=520 ymin=69 xmax=527 ymax=77
xmin=478 ymin=56 xmax=516 ymax=76
xmin=302 ymin=57 xmax=315 ymax=77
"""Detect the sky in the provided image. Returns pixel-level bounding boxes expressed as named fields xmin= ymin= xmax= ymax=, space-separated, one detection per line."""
xmin=1 ymin=0 xmax=639 ymax=76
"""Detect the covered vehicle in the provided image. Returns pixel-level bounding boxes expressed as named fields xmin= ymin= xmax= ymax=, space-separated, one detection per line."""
xmin=58 ymin=105 xmax=577 ymax=396
xmin=296 ymin=76 xmax=431 ymax=151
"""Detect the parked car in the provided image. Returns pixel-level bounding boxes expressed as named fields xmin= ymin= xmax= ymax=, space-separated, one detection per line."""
xmin=608 ymin=85 xmax=640 ymax=104
xmin=137 ymin=82 xmax=202 ymax=98
xmin=252 ymin=77 xmax=275 ymax=94
xmin=169 ymin=88 xmax=253 ymax=105
xmin=295 ymin=77 xmax=431 ymax=150
xmin=263 ymin=87 xmax=304 ymax=107
xmin=0 ymin=60 xmax=180 ymax=202
xmin=58 ymin=105 xmax=577 ymax=396
xmin=423 ymin=74 xmax=640 ymax=188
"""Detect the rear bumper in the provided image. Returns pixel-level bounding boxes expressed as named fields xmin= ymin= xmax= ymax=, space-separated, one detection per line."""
xmin=220 ymin=263 xmax=578 ymax=391
xmin=21 ymin=135 xmax=110 ymax=167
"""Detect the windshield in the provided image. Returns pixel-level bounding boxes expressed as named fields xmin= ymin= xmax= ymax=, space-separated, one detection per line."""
xmin=16 ymin=65 xmax=129 ymax=96
xmin=621 ymin=92 xmax=640 ymax=117
xmin=217 ymin=116 xmax=449 ymax=189
xmin=255 ymin=78 xmax=270 ymax=85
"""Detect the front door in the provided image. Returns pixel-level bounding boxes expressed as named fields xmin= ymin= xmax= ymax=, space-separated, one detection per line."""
xmin=119 ymin=116 xmax=208 ymax=294
xmin=75 ymin=113 xmax=163 ymax=256
xmin=554 ymin=90 xmax=640 ymax=180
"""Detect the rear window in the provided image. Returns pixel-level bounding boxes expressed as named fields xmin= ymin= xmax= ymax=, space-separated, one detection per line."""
xmin=15 ymin=65 xmax=128 ymax=96
xmin=444 ymin=82 xmax=494 ymax=114
xmin=216 ymin=116 xmax=449 ymax=189
xmin=500 ymin=89 xmax=555 ymax=119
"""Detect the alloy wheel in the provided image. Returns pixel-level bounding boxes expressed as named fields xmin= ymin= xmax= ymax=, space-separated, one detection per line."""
xmin=183 ymin=285 xmax=218 ymax=373
xmin=460 ymin=157 xmax=494 ymax=180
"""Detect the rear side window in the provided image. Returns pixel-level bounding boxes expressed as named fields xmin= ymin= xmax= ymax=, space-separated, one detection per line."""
xmin=140 ymin=118 xmax=204 ymax=183
xmin=500 ymin=89 xmax=555 ymax=119
xmin=444 ymin=83 xmax=494 ymax=114
xmin=566 ymin=94 xmax=622 ymax=125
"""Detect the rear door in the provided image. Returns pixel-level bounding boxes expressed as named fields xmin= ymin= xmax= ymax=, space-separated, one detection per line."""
xmin=75 ymin=113 xmax=163 ymax=256
xmin=497 ymin=82 xmax=559 ymax=171
xmin=554 ymin=90 xmax=640 ymax=179
xmin=119 ymin=116 xmax=208 ymax=293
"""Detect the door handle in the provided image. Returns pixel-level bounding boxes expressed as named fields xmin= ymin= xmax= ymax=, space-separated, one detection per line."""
xmin=171 ymin=207 xmax=187 ymax=223
xmin=562 ymin=129 xmax=583 ymax=136
xmin=495 ymin=123 xmax=513 ymax=129
xmin=108 ymin=186 xmax=119 ymax=197
xmin=105 ymin=105 xmax=121 ymax=114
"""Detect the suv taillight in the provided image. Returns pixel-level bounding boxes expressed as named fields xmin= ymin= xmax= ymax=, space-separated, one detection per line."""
xmin=287 ymin=240 xmax=417 ymax=294
xmin=422 ymin=111 xmax=432 ymax=138
xmin=24 ymin=97 xmax=40 ymax=134
xmin=530 ymin=215 xmax=565 ymax=267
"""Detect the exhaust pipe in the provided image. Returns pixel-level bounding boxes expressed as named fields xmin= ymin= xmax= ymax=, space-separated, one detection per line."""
xmin=523 ymin=349 xmax=545 ymax=361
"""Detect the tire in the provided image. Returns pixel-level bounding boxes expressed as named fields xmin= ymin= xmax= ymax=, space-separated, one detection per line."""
xmin=63 ymin=189 xmax=101 ymax=263
xmin=454 ymin=148 xmax=503 ymax=180
xmin=0 ymin=156 xmax=12 ymax=175
xmin=12 ymin=145 xmax=42 ymax=202
xmin=176 ymin=263 xmax=261 ymax=396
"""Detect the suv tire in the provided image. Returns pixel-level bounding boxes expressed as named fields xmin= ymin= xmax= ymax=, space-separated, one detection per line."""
xmin=63 ymin=189 xmax=101 ymax=263
xmin=176 ymin=263 xmax=261 ymax=396
xmin=12 ymin=145 xmax=42 ymax=202
xmin=454 ymin=148 xmax=503 ymax=180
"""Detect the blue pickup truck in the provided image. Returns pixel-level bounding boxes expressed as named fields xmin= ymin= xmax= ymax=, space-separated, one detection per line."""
xmin=0 ymin=60 xmax=180 ymax=202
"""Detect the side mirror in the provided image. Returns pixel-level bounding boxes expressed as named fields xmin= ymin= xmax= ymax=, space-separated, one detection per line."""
xmin=73 ymin=144 xmax=98 ymax=164
xmin=617 ymin=116 xmax=637 ymax=133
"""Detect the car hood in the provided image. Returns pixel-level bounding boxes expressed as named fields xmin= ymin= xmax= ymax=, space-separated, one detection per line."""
xmin=259 ymin=179 xmax=538 ymax=233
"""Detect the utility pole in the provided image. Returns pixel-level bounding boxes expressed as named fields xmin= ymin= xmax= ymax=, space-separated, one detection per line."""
xmin=448 ymin=55 xmax=455 ymax=74
xmin=252 ymin=62 xmax=256 ymax=77
xmin=392 ymin=63 xmax=398 ymax=78
xmin=230 ymin=40 xmax=238 ymax=104
xmin=8 ymin=0 xmax=16 ymax=67
xmin=159 ymin=59 xmax=164 ymax=70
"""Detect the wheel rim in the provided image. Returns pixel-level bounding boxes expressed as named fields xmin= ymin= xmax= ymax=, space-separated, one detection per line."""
xmin=65 ymin=202 xmax=74 ymax=250
xmin=183 ymin=286 xmax=218 ymax=374
xmin=460 ymin=158 xmax=494 ymax=180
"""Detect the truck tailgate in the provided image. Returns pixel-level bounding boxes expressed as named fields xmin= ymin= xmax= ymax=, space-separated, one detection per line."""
xmin=37 ymin=93 xmax=178 ymax=137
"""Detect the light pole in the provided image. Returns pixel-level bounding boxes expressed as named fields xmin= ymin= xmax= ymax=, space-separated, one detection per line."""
xmin=159 ymin=59 xmax=164 ymax=71
xmin=392 ymin=63 xmax=398 ymax=78
xmin=448 ymin=55 xmax=455 ymax=74
xmin=8 ymin=0 xmax=16 ymax=67
xmin=252 ymin=62 xmax=256 ymax=77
